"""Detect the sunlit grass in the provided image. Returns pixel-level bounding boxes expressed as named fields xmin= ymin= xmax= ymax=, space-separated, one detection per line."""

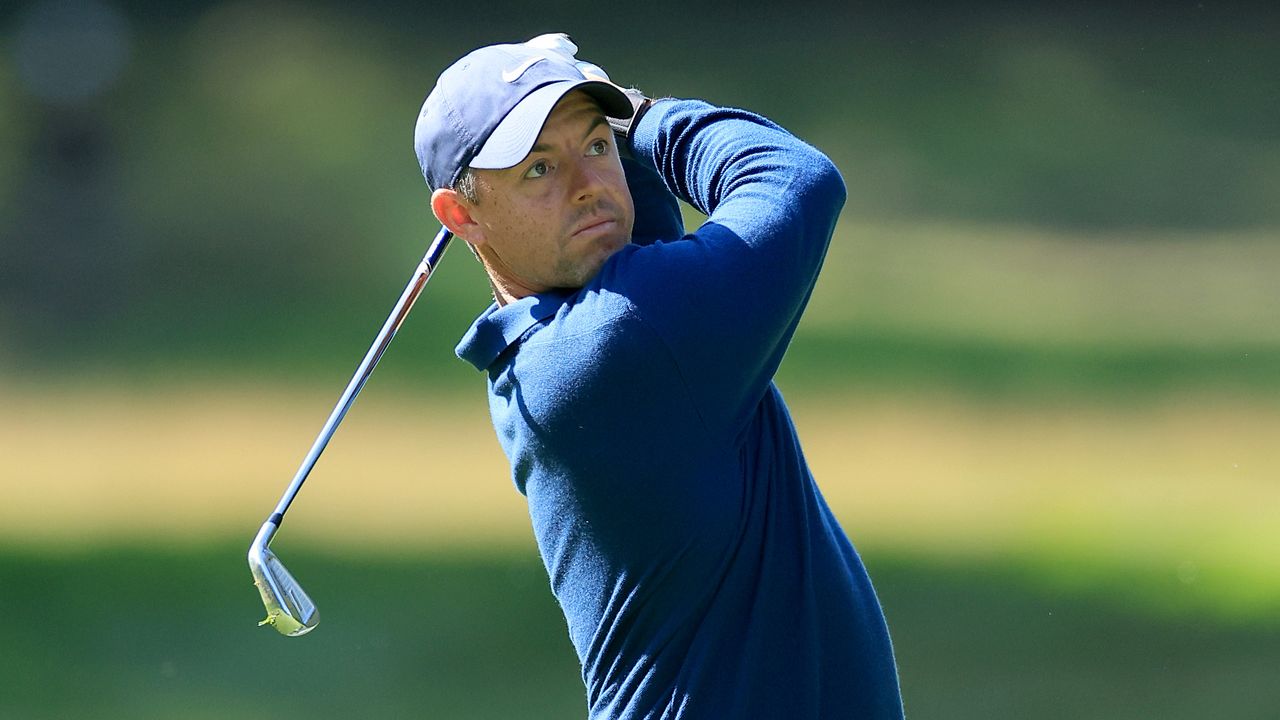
xmin=3 ymin=382 xmax=1276 ymax=624
xmin=811 ymin=221 xmax=1280 ymax=348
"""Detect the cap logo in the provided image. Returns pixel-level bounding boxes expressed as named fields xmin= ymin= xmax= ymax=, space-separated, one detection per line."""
xmin=501 ymin=56 xmax=545 ymax=83
xmin=416 ymin=35 xmax=630 ymax=191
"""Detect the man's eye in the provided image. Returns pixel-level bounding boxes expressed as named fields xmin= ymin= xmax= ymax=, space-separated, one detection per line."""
xmin=587 ymin=138 xmax=609 ymax=156
xmin=524 ymin=160 xmax=550 ymax=179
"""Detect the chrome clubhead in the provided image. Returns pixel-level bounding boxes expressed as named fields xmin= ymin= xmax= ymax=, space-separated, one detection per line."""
xmin=246 ymin=228 xmax=452 ymax=638
xmin=249 ymin=522 xmax=319 ymax=637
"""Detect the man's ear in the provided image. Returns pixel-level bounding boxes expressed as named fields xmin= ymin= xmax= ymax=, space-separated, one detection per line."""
xmin=431 ymin=188 xmax=485 ymax=245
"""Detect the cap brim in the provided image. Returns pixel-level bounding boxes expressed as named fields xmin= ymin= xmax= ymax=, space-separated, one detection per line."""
xmin=469 ymin=79 xmax=632 ymax=170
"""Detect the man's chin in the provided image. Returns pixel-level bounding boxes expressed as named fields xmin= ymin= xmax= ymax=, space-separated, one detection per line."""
xmin=560 ymin=243 xmax=624 ymax=290
xmin=596 ymin=232 xmax=631 ymax=265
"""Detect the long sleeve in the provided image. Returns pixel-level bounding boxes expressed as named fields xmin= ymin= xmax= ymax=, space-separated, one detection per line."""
xmin=455 ymin=98 xmax=901 ymax=720
xmin=610 ymin=99 xmax=847 ymax=437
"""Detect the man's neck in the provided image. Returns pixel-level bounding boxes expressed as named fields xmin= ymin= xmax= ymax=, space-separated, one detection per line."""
xmin=486 ymin=271 xmax=530 ymax=307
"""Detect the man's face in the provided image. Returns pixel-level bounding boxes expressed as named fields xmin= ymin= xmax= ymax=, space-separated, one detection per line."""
xmin=465 ymin=91 xmax=635 ymax=294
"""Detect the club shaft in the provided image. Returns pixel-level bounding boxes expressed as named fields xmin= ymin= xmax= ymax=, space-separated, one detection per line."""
xmin=265 ymin=227 xmax=453 ymax=528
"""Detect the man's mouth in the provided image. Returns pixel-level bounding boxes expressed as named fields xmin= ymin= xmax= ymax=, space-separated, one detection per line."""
xmin=571 ymin=217 xmax=617 ymax=238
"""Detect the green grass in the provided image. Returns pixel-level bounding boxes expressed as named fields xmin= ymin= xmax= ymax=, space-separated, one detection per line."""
xmin=2 ymin=544 xmax=1278 ymax=719
xmin=0 ymin=545 xmax=583 ymax=720
xmin=13 ymin=220 xmax=1279 ymax=404
xmin=777 ymin=331 xmax=1280 ymax=400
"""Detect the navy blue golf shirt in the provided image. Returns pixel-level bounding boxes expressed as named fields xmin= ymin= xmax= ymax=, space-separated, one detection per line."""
xmin=456 ymin=99 xmax=904 ymax=719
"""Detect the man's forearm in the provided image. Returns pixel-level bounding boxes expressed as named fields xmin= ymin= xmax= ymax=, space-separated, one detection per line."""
xmin=627 ymin=98 xmax=846 ymax=278
xmin=611 ymin=99 xmax=847 ymax=433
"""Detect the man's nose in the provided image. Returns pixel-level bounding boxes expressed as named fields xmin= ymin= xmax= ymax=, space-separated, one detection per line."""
xmin=568 ymin=159 xmax=605 ymax=203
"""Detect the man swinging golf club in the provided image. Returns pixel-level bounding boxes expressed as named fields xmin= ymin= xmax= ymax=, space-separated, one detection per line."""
xmin=417 ymin=34 xmax=904 ymax=719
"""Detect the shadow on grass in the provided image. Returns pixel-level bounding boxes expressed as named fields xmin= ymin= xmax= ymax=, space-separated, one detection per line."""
xmin=0 ymin=544 xmax=1276 ymax=719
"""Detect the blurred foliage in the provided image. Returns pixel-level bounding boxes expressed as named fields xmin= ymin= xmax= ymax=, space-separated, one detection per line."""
xmin=2 ymin=7 xmax=1276 ymax=713
xmin=1 ymin=1 xmax=1277 ymax=392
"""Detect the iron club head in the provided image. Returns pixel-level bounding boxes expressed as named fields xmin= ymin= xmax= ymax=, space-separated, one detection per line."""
xmin=248 ymin=521 xmax=319 ymax=637
xmin=246 ymin=228 xmax=452 ymax=637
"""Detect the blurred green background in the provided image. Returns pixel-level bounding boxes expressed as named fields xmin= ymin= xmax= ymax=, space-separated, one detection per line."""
xmin=2 ymin=1 xmax=1278 ymax=718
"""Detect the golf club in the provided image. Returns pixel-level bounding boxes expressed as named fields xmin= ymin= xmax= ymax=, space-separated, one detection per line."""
xmin=248 ymin=226 xmax=453 ymax=636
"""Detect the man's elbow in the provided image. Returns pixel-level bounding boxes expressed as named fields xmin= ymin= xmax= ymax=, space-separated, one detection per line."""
xmin=795 ymin=148 xmax=847 ymax=219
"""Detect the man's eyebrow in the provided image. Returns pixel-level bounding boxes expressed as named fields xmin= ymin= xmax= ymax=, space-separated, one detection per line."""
xmin=528 ymin=114 xmax=609 ymax=155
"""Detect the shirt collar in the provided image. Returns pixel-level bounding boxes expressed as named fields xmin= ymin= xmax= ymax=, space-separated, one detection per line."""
xmin=455 ymin=290 xmax=574 ymax=370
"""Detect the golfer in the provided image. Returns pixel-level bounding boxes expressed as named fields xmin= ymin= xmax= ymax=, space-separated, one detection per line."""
xmin=415 ymin=34 xmax=904 ymax=719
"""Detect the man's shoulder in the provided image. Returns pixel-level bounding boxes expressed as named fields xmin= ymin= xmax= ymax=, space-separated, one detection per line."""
xmin=502 ymin=283 xmax=685 ymax=405
xmin=514 ymin=282 xmax=650 ymax=367
xmin=492 ymin=288 xmax=708 ymax=467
